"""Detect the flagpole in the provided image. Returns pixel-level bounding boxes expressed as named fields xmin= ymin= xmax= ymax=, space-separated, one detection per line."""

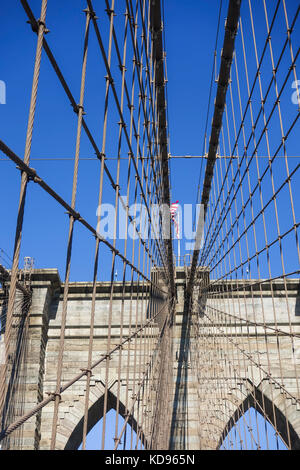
xmin=177 ymin=212 xmax=180 ymax=266
xmin=170 ymin=200 xmax=180 ymax=267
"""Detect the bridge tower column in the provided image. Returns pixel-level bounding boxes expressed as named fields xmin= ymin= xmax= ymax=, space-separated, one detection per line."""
xmin=169 ymin=268 xmax=200 ymax=450
xmin=4 ymin=271 xmax=60 ymax=450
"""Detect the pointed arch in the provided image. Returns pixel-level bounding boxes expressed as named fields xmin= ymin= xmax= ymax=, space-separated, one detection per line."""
xmin=217 ymin=384 xmax=300 ymax=450
xmin=64 ymin=390 xmax=146 ymax=450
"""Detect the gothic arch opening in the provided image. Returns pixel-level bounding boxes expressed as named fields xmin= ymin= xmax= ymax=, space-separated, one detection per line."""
xmin=78 ymin=409 xmax=144 ymax=450
xmin=219 ymin=407 xmax=288 ymax=450
xmin=64 ymin=390 xmax=146 ymax=450
xmin=217 ymin=386 xmax=300 ymax=450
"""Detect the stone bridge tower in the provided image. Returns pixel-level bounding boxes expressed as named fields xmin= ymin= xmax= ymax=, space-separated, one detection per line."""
xmin=1 ymin=268 xmax=300 ymax=450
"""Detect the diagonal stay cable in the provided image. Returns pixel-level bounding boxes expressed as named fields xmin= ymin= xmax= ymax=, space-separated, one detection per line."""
xmin=187 ymin=0 xmax=242 ymax=296
xmin=0 ymin=139 xmax=167 ymax=296
xmin=20 ymin=0 xmax=169 ymax=280
xmin=0 ymin=298 xmax=168 ymax=443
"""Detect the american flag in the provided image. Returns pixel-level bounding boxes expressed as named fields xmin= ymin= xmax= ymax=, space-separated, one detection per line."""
xmin=170 ymin=200 xmax=179 ymax=239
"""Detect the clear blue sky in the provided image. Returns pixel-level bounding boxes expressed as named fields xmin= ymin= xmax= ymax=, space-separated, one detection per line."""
xmin=0 ymin=0 xmax=298 ymax=450
xmin=0 ymin=0 xmax=226 ymax=281
xmin=0 ymin=0 xmax=298 ymax=280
